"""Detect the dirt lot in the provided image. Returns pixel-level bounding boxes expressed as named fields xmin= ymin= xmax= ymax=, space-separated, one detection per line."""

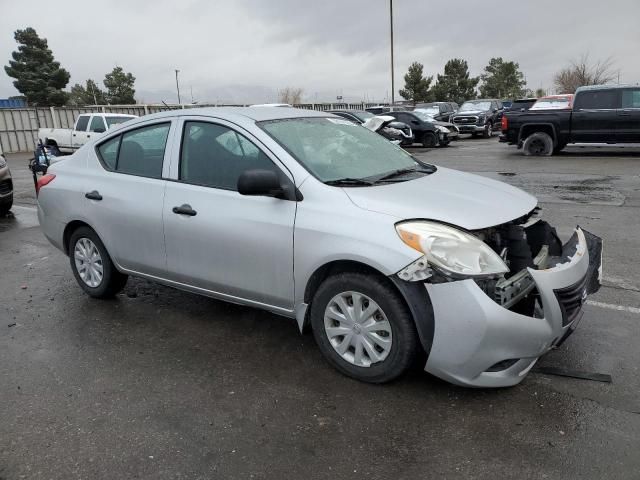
xmin=1 ymin=137 xmax=639 ymax=479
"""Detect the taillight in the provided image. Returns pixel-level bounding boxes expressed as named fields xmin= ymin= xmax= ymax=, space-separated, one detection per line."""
xmin=501 ymin=115 xmax=508 ymax=131
xmin=36 ymin=173 xmax=56 ymax=196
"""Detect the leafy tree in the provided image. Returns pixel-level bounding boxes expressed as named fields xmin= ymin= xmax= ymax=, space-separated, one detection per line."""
xmin=535 ymin=88 xmax=547 ymax=98
xmin=479 ymin=57 xmax=526 ymax=99
xmin=430 ymin=58 xmax=479 ymax=105
xmin=278 ymin=87 xmax=304 ymax=104
xmin=104 ymin=66 xmax=136 ymax=104
xmin=553 ymin=54 xmax=617 ymax=94
xmin=68 ymin=79 xmax=106 ymax=105
xmin=399 ymin=62 xmax=433 ymax=103
xmin=4 ymin=27 xmax=70 ymax=106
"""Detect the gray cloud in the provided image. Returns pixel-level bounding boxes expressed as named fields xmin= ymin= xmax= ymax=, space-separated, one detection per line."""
xmin=1 ymin=0 xmax=638 ymax=103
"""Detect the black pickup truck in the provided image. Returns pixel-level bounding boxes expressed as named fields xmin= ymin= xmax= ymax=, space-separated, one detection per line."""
xmin=500 ymin=84 xmax=640 ymax=155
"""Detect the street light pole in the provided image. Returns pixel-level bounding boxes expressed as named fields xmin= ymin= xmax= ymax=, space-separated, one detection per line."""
xmin=389 ymin=0 xmax=395 ymax=105
xmin=175 ymin=69 xmax=181 ymax=105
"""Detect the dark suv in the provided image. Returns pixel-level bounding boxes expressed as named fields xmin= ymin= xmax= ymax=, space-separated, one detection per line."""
xmin=451 ymin=99 xmax=504 ymax=137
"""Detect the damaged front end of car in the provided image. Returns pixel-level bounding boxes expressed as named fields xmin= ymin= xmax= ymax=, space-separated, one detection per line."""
xmin=394 ymin=209 xmax=603 ymax=387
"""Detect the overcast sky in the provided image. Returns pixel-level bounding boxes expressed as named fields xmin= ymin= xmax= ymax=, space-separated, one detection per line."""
xmin=1 ymin=0 xmax=638 ymax=103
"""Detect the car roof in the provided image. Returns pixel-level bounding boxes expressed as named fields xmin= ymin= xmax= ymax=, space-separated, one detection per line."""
xmin=99 ymin=113 xmax=137 ymax=118
xmin=575 ymin=84 xmax=638 ymax=93
xmin=327 ymin=109 xmax=366 ymax=113
xmin=123 ymin=106 xmax=331 ymax=124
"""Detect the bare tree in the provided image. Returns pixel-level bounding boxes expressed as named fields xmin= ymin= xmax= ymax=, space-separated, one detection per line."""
xmin=553 ymin=54 xmax=618 ymax=93
xmin=278 ymin=87 xmax=304 ymax=105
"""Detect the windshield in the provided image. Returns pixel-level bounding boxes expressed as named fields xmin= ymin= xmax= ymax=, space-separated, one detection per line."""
xmin=352 ymin=111 xmax=375 ymax=122
xmin=259 ymin=117 xmax=432 ymax=183
xmin=412 ymin=110 xmax=436 ymax=122
xmin=417 ymin=106 xmax=439 ymax=115
xmin=460 ymin=101 xmax=491 ymax=112
xmin=106 ymin=116 xmax=135 ymax=128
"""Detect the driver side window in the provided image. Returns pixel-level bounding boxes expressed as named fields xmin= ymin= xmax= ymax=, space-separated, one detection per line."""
xmin=180 ymin=121 xmax=278 ymax=190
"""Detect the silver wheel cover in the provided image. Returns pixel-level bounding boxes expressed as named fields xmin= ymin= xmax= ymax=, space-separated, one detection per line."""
xmin=74 ymin=238 xmax=104 ymax=288
xmin=323 ymin=291 xmax=393 ymax=367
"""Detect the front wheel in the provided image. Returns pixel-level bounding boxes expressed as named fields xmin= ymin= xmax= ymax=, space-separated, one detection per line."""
xmin=422 ymin=132 xmax=437 ymax=148
xmin=483 ymin=122 xmax=493 ymax=138
xmin=310 ymin=273 xmax=420 ymax=383
xmin=0 ymin=196 xmax=12 ymax=216
xmin=69 ymin=226 xmax=128 ymax=298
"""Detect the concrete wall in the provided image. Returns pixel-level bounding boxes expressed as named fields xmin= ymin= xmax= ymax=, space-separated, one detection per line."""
xmin=0 ymin=103 xmax=380 ymax=153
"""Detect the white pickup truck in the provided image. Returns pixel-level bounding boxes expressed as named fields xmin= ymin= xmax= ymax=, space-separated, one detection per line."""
xmin=38 ymin=113 xmax=137 ymax=153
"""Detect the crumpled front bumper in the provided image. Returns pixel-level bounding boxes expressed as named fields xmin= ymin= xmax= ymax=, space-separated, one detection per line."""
xmin=424 ymin=227 xmax=602 ymax=388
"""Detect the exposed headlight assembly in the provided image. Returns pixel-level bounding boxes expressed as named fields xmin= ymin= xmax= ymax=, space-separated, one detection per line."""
xmin=0 ymin=156 xmax=6 ymax=168
xmin=396 ymin=221 xmax=509 ymax=277
xmin=436 ymin=126 xmax=450 ymax=134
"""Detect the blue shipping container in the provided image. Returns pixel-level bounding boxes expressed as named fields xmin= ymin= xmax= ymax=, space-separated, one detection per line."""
xmin=0 ymin=98 xmax=27 ymax=108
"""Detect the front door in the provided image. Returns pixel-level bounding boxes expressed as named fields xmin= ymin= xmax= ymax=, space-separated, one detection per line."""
xmin=72 ymin=115 xmax=91 ymax=149
xmin=571 ymin=89 xmax=620 ymax=143
xmin=618 ymin=87 xmax=640 ymax=143
xmin=162 ymin=118 xmax=296 ymax=309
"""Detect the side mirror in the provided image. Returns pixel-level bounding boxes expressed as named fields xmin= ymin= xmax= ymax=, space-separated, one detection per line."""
xmin=93 ymin=127 xmax=106 ymax=133
xmin=237 ymin=169 xmax=283 ymax=197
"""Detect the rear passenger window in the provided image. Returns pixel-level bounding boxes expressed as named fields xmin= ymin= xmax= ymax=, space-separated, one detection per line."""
xmin=574 ymin=90 xmax=619 ymax=110
xmin=97 ymin=136 xmax=120 ymax=169
xmin=89 ymin=116 xmax=106 ymax=132
xmin=95 ymin=122 xmax=170 ymax=178
xmin=621 ymin=89 xmax=640 ymax=108
xmin=180 ymin=121 xmax=278 ymax=190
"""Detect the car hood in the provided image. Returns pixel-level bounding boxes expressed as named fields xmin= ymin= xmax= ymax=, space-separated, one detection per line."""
xmin=453 ymin=110 xmax=486 ymax=116
xmin=344 ymin=166 xmax=537 ymax=230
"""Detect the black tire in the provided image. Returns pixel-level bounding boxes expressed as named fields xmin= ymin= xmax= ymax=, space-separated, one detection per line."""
xmin=482 ymin=122 xmax=493 ymax=138
xmin=68 ymin=226 xmax=128 ymax=298
xmin=439 ymin=139 xmax=450 ymax=147
xmin=310 ymin=272 xmax=420 ymax=383
xmin=422 ymin=132 xmax=437 ymax=148
xmin=523 ymin=132 xmax=553 ymax=156
xmin=0 ymin=196 xmax=12 ymax=216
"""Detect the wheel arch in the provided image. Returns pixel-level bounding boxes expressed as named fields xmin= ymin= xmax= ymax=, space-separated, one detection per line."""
xmin=518 ymin=123 xmax=558 ymax=146
xmin=62 ymin=220 xmax=95 ymax=255
xmin=300 ymin=259 xmax=434 ymax=357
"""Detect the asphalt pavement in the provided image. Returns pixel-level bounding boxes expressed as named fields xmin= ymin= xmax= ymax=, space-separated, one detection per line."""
xmin=1 ymin=137 xmax=639 ymax=479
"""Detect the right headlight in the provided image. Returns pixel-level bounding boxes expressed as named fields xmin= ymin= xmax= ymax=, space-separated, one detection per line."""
xmin=396 ymin=221 xmax=509 ymax=277
xmin=0 ymin=155 xmax=6 ymax=168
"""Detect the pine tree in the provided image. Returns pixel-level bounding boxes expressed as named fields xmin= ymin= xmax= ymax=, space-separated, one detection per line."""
xmin=399 ymin=62 xmax=433 ymax=103
xmin=4 ymin=27 xmax=70 ymax=106
xmin=479 ymin=57 xmax=526 ymax=99
xmin=104 ymin=66 xmax=136 ymax=104
xmin=430 ymin=59 xmax=479 ymax=105
xmin=69 ymin=79 xmax=106 ymax=105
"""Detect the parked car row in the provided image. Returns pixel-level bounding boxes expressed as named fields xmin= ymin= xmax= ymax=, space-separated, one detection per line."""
xmin=500 ymin=84 xmax=640 ymax=155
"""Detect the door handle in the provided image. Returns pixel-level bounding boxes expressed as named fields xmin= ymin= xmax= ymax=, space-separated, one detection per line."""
xmin=73 ymin=133 xmax=76 ymax=136
xmin=87 ymin=134 xmax=91 ymax=138
xmin=618 ymin=111 xmax=631 ymax=116
xmin=85 ymin=190 xmax=102 ymax=201
xmin=172 ymin=204 xmax=197 ymax=216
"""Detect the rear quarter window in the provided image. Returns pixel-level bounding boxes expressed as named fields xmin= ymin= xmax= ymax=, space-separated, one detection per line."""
xmin=574 ymin=90 xmax=619 ymax=110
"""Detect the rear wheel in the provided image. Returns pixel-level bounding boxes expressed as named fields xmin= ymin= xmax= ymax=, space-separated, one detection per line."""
xmin=523 ymin=132 xmax=553 ymax=156
xmin=310 ymin=272 xmax=419 ymax=383
xmin=422 ymin=132 xmax=437 ymax=148
xmin=0 ymin=196 xmax=12 ymax=216
xmin=68 ymin=226 xmax=128 ymax=298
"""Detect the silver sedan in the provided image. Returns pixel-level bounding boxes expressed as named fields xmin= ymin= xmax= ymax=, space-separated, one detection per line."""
xmin=37 ymin=107 xmax=602 ymax=387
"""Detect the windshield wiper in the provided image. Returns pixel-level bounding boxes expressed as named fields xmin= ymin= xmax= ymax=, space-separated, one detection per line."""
xmin=371 ymin=165 xmax=434 ymax=184
xmin=324 ymin=177 xmax=374 ymax=186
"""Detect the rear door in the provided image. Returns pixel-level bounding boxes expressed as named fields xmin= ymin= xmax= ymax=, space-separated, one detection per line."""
xmin=87 ymin=115 xmax=107 ymax=143
xmin=162 ymin=117 xmax=296 ymax=309
xmin=571 ymin=89 xmax=620 ymax=143
xmin=89 ymin=121 xmax=174 ymax=276
xmin=618 ymin=87 xmax=640 ymax=143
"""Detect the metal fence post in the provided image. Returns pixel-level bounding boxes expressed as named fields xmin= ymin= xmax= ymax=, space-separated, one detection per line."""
xmin=50 ymin=107 xmax=58 ymax=129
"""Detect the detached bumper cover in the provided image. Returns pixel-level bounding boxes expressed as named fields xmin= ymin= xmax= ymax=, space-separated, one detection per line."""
xmin=424 ymin=227 xmax=602 ymax=388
